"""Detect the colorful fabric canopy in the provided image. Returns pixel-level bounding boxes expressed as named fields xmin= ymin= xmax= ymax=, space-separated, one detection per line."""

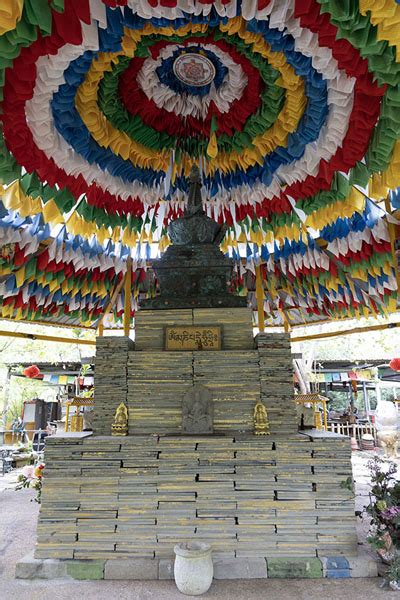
xmin=0 ymin=0 xmax=399 ymax=328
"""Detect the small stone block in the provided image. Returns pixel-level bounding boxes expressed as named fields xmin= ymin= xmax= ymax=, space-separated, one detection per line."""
xmin=348 ymin=555 xmax=378 ymax=578
xmin=159 ymin=559 xmax=174 ymax=580
xmin=15 ymin=552 xmax=67 ymax=579
xmin=66 ymin=560 xmax=104 ymax=580
xmin=325 ymin=556 xmax=349 ymax=570
xmin=267 ymin=558 xmax=322 ymax=579
xmin=104 ymin=558 xmax=158 ymax=580
xmin=326 ymin=569 xmax=351 ymax=579
xmin=214 ymin=558 xmax=268 ymax=580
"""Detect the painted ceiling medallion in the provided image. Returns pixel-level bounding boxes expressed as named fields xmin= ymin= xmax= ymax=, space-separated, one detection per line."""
xmin=173 ymin=52 xmax=216 ymax=87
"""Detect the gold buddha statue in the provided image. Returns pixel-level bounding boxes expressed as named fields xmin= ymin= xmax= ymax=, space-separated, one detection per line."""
xmin=111 ymin=402 xmax=129 ymax=436
xmin=254 ymin=400 xmax=270 ymax=436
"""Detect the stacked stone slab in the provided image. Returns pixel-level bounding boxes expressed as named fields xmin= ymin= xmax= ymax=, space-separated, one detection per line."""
xmin=35 ymin=433 xmax=357 ymax=561
xmin=134 ymin=307 xmax=254 ymax=351
xmin=256 ymin=332 xmax=298 ymax=435
xmin=114 ymin=309 xmax=294 ymax=436
xmin=127 ymin=350 xmax=261 ymax=434
xmin=93 ymin=336 xmax=134 ymax=435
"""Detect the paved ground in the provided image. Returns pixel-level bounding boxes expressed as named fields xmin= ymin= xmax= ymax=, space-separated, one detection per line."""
xmin=1 ymin=453 xmax=399 ymax=600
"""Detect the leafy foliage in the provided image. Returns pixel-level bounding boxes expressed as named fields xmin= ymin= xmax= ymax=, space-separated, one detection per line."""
xmin=387 ymin=557 xmax=400 ymax=584
xmin=15 ymin=463 xmax=45 ymax=504
xmin=363 ymin=456 xmax=400 ymax=576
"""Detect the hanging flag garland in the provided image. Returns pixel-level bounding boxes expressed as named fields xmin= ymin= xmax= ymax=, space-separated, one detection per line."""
xmin=0 ymin=0 xmax=399 ymax=327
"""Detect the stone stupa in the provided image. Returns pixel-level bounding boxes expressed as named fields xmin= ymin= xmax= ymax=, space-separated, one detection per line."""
xmin=142 ymin=164 xmax=246 ymax=309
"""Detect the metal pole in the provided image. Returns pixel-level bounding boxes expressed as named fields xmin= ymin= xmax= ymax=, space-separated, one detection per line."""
xmin=362 ymin=381 xmax=370 ymax=418
xmin=376 ymin=382 xmax=382 ymax=404
xmin=2 ymin=367 xmax=11 ymax=425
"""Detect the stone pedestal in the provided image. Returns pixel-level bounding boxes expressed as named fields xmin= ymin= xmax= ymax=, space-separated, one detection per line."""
xmin=33 ymin=305 xmax=358 ymax=578
xmin=34 ymin=431 xmax=357 ymax=563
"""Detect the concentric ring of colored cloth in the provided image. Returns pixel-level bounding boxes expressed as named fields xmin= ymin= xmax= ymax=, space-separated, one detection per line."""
xmin=49 ymin=22 xmax=322 ymax=198
xmin=47 ymin=27 xmax=290 ymax=188
xmin=101 ymin=51 xmax=278 ymax=158
xmin=118 ymin=33 xmax=269 ymax=139
xmin=148 ymin=44 xmax=241 ymax=114
xmin=77 ymin=50 xmax=296 ymax=176
xmin=50 ymin=30 xmax=260 ymax=176
xmin=50 ymin=18 xmax=328 ymax=195
xmin=74 ymin=23 xmax=305 ymax=175
xmin=73 ymin=17 xmax=343 ymax=202
xmin=103 ymin=51 xmax=273 ymax=152
xmin=1 ymin=15 xmax=346 ymax=213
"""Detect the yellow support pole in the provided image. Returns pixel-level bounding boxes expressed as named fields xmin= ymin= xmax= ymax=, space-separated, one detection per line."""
xmin=323 ymin=400 xmax=328 ymax=432
xmin=279 ymin=308 xmax=291 ymax=333
xmin=255 ymin=264 xmax=265 ymax=333
xmin=96 ymin=268 xmax=127 ymax=333
xmin=0 ymin=329 xmax=96 ymax=345
xmin=65 ymin=402 xmax=70 ymax=432
xmin=384 ymin=195 xmax=400 ymax=291
xmin=291 ymin=321 xmax=400 ymax=343
xmin=123 ymin=257 xmax=132 ymax=337
xmin=97 ymin=321 xmax=104 ymax=337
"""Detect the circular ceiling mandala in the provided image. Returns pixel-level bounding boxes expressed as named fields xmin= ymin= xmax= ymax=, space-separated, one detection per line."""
xmin=173 ymin=51 xmax=216 ymax=87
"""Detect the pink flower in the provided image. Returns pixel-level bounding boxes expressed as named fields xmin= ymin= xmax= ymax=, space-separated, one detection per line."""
xmin=21 ymin=465 xmax=35 ymax=480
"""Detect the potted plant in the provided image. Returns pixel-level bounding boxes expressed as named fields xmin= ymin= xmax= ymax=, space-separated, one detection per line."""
xmin=78 ymin=363 xmax=91 ymax=386
xmin=363 ymin=456 xmax=400 ymax=587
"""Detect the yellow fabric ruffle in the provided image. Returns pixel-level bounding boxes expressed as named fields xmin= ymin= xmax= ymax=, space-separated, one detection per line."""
xmin=1 ymin=181 xmax=43 ymax=216
xmin=122 ymin=227 xmax=138 ymax=247
xmin=305 ymin=187 xmax=365 ymax=229
xmin=42 ymin=199 xmax=64 ymax=225
xmin=359 ymin=0 xmax=400 ymax=61
xmin=0 ymin=0 xmax=23 ymax=36
xmin=370 ymin=139 xmax=400 ymax=201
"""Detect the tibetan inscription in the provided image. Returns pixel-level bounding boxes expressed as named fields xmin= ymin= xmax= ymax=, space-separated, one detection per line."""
xmin=165 ymin=326 xmax=221 ymax=351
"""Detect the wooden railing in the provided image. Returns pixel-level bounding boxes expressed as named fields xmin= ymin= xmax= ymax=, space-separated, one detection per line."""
xmin=329 ymin=421 xmax=377 ymax=443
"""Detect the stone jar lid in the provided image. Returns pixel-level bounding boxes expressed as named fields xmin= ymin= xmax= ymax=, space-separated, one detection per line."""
xmin=174 ymin=542 xmax=212 ymax=558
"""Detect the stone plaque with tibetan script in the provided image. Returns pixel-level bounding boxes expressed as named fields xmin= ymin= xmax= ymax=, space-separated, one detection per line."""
xmin=165 ymin=326 xmax=221 ymax=351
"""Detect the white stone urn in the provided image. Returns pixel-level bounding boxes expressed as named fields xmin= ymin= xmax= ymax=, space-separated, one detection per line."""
xmin=375 ymin=400 xmax=399 ymax=458
xmin=174 ymin=542 xmax=213 ymax=596
xmin=54 ymin=420 xmax=65 ymax=434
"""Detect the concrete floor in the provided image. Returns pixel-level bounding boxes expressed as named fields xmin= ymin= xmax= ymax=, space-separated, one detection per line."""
xmin=1 ymin=455 xmax=399 ymax=600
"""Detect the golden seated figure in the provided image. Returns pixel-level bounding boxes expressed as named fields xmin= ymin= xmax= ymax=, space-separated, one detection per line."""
xmin=254 ymin=400 xmax=270 ymax=436
xmin=111 ymin=402 xmax=129 ymax=436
